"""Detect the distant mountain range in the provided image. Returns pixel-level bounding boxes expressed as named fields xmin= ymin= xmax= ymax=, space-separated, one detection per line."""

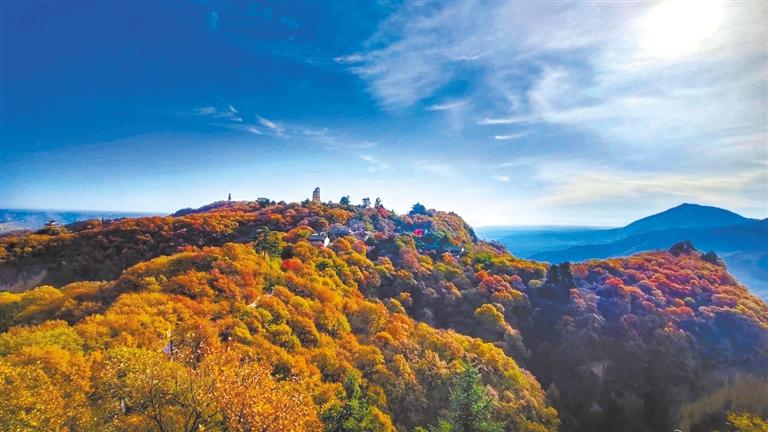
xmin=478 ymin=204 xmax=768 ymax=297
xmin=0 ymin=209 xmax=159 ymax=233
xmin=621 ymin=203 xmax=755 ymax=234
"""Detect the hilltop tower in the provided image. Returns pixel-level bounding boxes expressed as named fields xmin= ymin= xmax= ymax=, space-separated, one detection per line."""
xmin=312 ymin=187 xmax=321 ymax=203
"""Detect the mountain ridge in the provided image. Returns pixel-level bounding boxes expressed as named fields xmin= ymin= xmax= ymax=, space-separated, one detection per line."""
xmin=1 ymin=198 xmax=766 ymax=431
xmin=480 ymin=203 xmax=768 ymax=298
xmin=620 ymin=203 xmax=757 ymax=235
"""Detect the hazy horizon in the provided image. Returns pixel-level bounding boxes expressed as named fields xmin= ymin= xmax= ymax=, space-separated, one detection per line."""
xmin=1 ymin=199 xmax=764 ymax=229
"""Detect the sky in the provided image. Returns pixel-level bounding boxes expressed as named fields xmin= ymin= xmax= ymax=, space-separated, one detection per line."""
xmin=1 ymin=1 xmax=766 ymax=226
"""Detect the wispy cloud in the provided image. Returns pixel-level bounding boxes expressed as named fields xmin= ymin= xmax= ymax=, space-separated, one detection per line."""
xmin=193 ymin=105 xmax=242 ymax=122
xmin=427 ymin=99 xmax=469 ymax=111
xmin=499 ymin=159 xmax=534 ymax=168
xmin=302 ymin=127 xmax=380 ymax=151
xmin=360 ymin=155 xmax=389 ymax=172
xmin=493 ymin=175 xmax=510 ymax=182
xmin=478 ymin=116 xmax=530 ymax=126
xmin=493 ymin=133 xmax=524 ymax=141
xmin=342 ymin=1 xmax=765 ymax=146
xmin=256 ymin=115 xmax=285 ymax=136
xmin=188 ymin=105 xmax=305 ymax=139
xmin=532 ymin=162 xmax=768 ymax=215
xmin=334 ymin=2 xmax=488 ymax=109
xmin=194 ymin=106 xmax=217 ymax=116
xmin=337 ymin=1 xmax=767 ymax=218
xmin=334 ymin=53 xmax=365 ymax=64
xmin=352 ymin=141 xmax=378 ymax=149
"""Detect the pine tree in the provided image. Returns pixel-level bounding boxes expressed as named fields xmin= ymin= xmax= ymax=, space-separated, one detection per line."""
xmin=321 ymin=372 xmax=378 ymax=432
xmin=409 ymin=203 xmax=429 ymax=216
xmin=254 ymin=228 xmax=282 ymax=257
xmin=428 ymin=363 xmax=504 ymax=432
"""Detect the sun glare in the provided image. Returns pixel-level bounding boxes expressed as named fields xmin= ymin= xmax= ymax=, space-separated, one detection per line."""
xmin=640 ymin=0 xmax=725 ymax=60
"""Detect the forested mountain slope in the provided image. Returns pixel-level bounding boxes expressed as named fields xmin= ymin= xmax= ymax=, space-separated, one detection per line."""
xmin=0 ymin=200 xmax=765 ymax=431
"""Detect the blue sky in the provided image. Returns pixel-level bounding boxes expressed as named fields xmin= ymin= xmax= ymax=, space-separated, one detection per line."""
xmin=1 ymin=1 xmax=766 ymax=226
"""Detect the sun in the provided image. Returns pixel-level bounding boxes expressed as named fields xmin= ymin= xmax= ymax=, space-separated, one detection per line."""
xmin=640 ymin=0 xmax=725 ymax=60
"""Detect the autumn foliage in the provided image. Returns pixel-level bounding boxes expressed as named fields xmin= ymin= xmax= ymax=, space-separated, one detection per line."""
xmin=0 ymin=200 xmax=766 ymax=431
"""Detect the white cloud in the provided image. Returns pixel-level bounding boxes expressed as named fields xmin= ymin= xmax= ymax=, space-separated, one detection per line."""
xmin=334 ymin=53 xmax=365 ymax=64
xmin=343 ymin=1 xmax=765 ymax=147
xmin=533 ymin=163 xmax=768 ymax=216
xmin=427 ymin=99 xmax=469 ymax=111
xmin=493 ymin=175 xmax=510 ymax=182
xmin=193 ymin=105 xmax=242 ymax=122
xmin=499 ymin=159 xmax=533 ymax=168
xmin=478 ymin=116 xmax=531 ymax=126
xmin=256 ymin=115 xmax=285 ymax=135
xmin=194 ymin=106 xmax=218 ymax=116
xmin=350 ymin=141 xmax=378 ymax=149
xmin=493 ymin=134 xmax=523 ymax=141
xmin=428 ymin=98 xmax=472 ymax=132
xmin=360 ymin=155 xmax=389 ymax=172
xmin=336 ymin=2 xmax=487 ymax=109
xmin=190 ymin=106 xmax=364 ymax=147
xmin=301 ymin=128 xmax=381 ymax=151
xmin=337 ymin=1 xmax=766 ymax=219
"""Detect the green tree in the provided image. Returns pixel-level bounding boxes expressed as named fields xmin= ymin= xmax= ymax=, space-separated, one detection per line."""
xmin=254 ymin=228 xmax=282 ymax=257
xmin=409 ymin=203 xmax=429 ymax=216
xmin=436 ymin=363 xmax=504 ymax=432
xmin=424 ymin=420 xmax=453 ymax=432
xmin=322 ymin=372 xmax=378 ymax=432
xmin=374 ymin=198 xmax=382 ymax=208
xmin=340 ymin=196 xmax=351 ymax=206
xmin=361 ymin=197 xmax=371 ymax=208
